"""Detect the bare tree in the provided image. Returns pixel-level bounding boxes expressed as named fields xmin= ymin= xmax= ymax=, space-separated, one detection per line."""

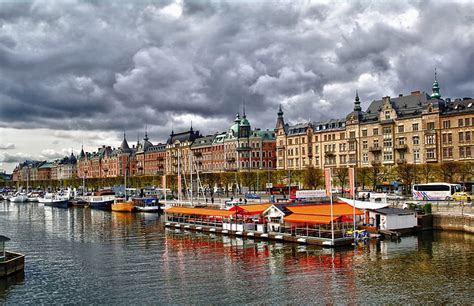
xmin=302 ymin=166 xmax=323 ymax=189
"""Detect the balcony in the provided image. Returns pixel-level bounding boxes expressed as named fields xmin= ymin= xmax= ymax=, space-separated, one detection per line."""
xmin=394 ymin=144 xmax=408 ymax=150
xmin=396 ymin=159 xmax=406 ymax=164
xmin=369 ymin=146 xmax=381 ymax=152
xmin=371 ymin=160 xmax=381 ymax=166
xmin=324 ymin=151 xmax=336 ymax=156
xmin=226 ymin=158 xmax=236 ymax=163
xmin=236 ymin=146 xmax=252 ymax=151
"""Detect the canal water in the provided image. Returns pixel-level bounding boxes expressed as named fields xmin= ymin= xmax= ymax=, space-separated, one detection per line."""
xmin=0 ymin=201 xmax=472 ymax=304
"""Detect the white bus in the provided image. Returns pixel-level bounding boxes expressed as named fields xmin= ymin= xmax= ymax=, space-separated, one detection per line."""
xmin=412 ymin=183 xmax=461 ymax=200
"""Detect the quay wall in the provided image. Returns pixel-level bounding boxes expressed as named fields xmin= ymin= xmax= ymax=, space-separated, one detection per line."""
xmin=432 ymin=214 xmax=474 ymax=234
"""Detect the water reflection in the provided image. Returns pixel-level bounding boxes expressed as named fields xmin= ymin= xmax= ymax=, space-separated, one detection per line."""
xmin=0 ymin=201 xmax=472 ymax=304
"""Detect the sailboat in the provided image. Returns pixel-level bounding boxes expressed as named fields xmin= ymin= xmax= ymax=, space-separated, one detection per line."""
xmin=111 ymin=167 xmax=136 ymax=212
xmin=10 ymin=171 xmax=30 ymax=203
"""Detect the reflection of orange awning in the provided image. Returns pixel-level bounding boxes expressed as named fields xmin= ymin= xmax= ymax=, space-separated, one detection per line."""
xmin=230 ymin=204 xmax=272 ymax=215
xmin=287 ymin=203 xmax=363 ymax=216
xmin=165 ymin=207 xmax=236 ymax=217
xmin=284 ymin=214 xmax=339 ymax=224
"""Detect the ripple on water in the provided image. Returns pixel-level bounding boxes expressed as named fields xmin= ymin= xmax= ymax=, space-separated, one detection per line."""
xmin=0 ymin=202 xmax=473 ymax=304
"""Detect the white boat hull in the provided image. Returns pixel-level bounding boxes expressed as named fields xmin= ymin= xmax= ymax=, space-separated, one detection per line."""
xmin=10 ymin=195 xmax=28 ymax=203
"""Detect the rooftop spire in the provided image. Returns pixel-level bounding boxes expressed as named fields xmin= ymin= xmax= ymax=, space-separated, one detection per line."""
xmin=242 ymin=101 xmax=246 ymax=118
xmin=431 ymin=67 xmax=441 ymax=99
xmin=144 ymin=125 xmax=149 ymax=141
xmin=354 ymin=90 xmax=361 ymax=111
xmin=277 ymin=104 xmax=283 ymax=117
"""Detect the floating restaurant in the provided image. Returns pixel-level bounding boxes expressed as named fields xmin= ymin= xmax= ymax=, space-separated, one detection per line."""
xmin=164 ymin=203 xmax=364 ymax=247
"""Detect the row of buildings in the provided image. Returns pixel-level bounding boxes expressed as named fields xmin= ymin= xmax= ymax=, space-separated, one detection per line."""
xmin=11 ymin=75 xmax=474 ymax=183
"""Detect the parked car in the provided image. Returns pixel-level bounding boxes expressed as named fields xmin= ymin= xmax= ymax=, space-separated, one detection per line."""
xmin=245 ymin=193 xmax=261 ymax=199
xmin=451 ymin=192 xmax=472 ymax=202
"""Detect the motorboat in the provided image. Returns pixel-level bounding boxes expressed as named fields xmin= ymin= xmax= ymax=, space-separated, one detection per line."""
xmin=39 ymin=193 xmax=70 ymax=208
xmin=9 ymin=193 xmax=28 ymax=203
xmin=86 ymin=190 xmax=115 ymax=210
xmin=338 ymin=196 xmax=390 ymax=210
xmin=111 ymin=198 xmax=136 ymax=212
xmin=134 ymin=198 xmax=160 ymax=213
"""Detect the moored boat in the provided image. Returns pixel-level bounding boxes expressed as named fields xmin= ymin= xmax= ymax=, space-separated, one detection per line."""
xmin=9 ymin=193 xmax=28 ymax=203
xmin=111 ymin=199 xmax=136 ymax=212
xmin=134 ymin=198 xmax=160 ymax=213
xmin=70 ymin=198 xmax=89 ymax=207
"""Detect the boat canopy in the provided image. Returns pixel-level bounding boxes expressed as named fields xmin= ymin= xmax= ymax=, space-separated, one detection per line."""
xmin=229 ymin=204 xmax=272 ymax=215
xmin=286 ymin=203 xmax=363 ymax=216
xmin=166 ymin=207 xmax=236 ymax=217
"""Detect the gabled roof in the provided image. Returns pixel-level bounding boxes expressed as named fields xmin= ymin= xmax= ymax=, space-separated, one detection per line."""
xmin=191 ymin=135 xmax=215 ymax=148
xmin=363 ymin=92 xmax=431 ymax=121
xmin=167 ymin=129 xmax=201 ymax=145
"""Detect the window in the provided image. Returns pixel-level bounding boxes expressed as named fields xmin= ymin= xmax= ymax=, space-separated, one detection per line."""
xmin=427 ymin=122 xmax=435 ymax=130
xmin=427 ymin=149 xmax=435 ymax=159
xmin=374 ymin=139 xmax=379 ymax=148
xmin=301 ymin=137 xmax=305 ymax=144
xmin=362 ymin=130 xmax=367 ymax=137
xmin=314 ymin=136 xmax=318 ymax=142
xmin=302 ymin=147 xmax=305 ymax=155
xmin=443 ymin=120 xmax=451 ymax=128
xmin=466 ymin=131 xmax=471 ymax=142
xmin=459 ymin=147 xmax=465 ymax=158
xmin=459 ymin=132 xmax=464 ymax=142
xmin=339 ymin=155 xmax=346 ymax=164
xmin=458 ymin=119 xmax=464 ymax=127
xmin=383 ymin=151 xmax=393 ymax=161
xmin=295 ymin=138 xmax=299 ymax=145
xmin=466 ymin=147 xmax=472 ymax=157
xmin=383 ymin=127 xmax=392 ymax=134
xmin=442 ymin=134 xmax=447 ymax=144
xmin=448 ymin=133 xmax=452 ymax=144
xmin=398 ymin=137 xmax=405 ymax=145
xmin=412 ymin=123 xmax=419 ymax=131
xmin=349 ymin=142 xmax=355 ymax=151
xmin=288 ymin=139 xmax=292 ymax=145
xmin=349 ymin=131 xmax=355 ymax=139
xmin=414 ymin=149 xmax=420 ymax=161
xmin=398 ymin=125 xmax=404 ymax=133
xmin=413 ymin=136 xmax=419 ymax=145
xmin=373 ymin=128 xmax=379 ymax=136
xmin=362 ymin=141 xmax=368 ymax=149
xmin=340 ymin=133 xmax=345 ymax=140
xmin=383 ymin=139 xmax=392 ymax=147
xmin=466 ymin=118 xmax=471 ymax=126
xmin=362 ymin=153 xmax=368 ymax=163
xmin=324 ymin=135 xmax=327 ymax=141
xmin=426 ymin=135 xmax=435 ymax=145
xmin=385 ymin=111 xmax=390 ymax=120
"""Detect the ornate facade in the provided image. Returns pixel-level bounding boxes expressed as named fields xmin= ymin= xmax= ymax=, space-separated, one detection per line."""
xmin=276 ymin=75 xmax=474 ymax=170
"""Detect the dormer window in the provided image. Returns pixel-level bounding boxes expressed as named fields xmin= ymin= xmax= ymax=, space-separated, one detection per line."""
xmin=384 ymin=111 xmax=390 ymax=120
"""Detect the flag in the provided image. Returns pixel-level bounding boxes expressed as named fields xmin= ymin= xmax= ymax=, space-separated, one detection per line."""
xmin=324 ymin=168 xmax=332 ymax=197
xmin=348 ymin=167 xmax=355 ymax=196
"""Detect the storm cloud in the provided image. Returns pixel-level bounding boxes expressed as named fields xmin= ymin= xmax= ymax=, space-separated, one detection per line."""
xmin=0 ymin=0 xmax=472 ymax=171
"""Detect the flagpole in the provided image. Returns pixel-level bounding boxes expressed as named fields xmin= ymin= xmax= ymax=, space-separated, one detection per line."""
xmin=325 ymin=168 xmax=334 ymax=245
xmin=351 ymin=167 xmax=356 ymax=243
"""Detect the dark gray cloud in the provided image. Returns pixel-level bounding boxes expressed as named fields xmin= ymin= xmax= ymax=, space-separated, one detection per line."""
xmin=0 ymin=0 xmax=472 ymax=146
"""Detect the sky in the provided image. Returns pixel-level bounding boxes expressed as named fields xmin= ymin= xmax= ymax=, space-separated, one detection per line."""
xmin=0 ymin=0 xmax=473 ymax=172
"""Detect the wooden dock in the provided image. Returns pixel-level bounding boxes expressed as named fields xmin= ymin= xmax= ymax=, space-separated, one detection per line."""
xmin=165 ymin=222 xmax=354 ymax=247
xmin=0 ymin=252 xmax=25 ymax=278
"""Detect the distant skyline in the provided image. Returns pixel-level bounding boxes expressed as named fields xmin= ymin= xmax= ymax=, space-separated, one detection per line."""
xmin=0 ymin=0 xmax=473 ymax=172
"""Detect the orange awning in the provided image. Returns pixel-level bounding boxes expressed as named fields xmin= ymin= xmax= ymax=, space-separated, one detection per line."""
xmin=230 ymin=204 xmax=272 ymax=215
xmin=284 ymin=214 xmax=339 ymax=224
xmin=286 ymin=203 xmax=363 ymax=216
xmin=165 ymin=207 xmax=236 ymax=217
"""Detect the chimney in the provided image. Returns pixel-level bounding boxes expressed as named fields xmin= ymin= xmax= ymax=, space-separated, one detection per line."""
xmin=399 ymin=94 xmax=403 ymax=97
xmin=382 ymin=96 xmax=391 ymax=103
xmin=411 ymin=90 xmax=421 ymax=95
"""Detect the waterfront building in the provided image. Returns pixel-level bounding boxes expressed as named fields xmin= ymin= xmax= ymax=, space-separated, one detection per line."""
xmin=77 ymin=134 xmax=137 ymax=179
xmin=165 ymin=127 xmax=201 ymax=175
xmin=276 ymin=74 xmax=473 ymax=170
xmin=135 ymin=131 xmax=167 ymax=177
